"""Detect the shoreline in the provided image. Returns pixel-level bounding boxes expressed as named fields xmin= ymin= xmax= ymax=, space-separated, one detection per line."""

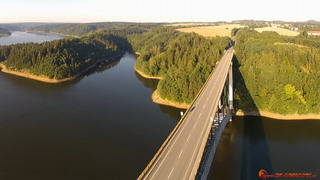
xmin=134 ymin=66 xmax=163 ymax=80
xmin=152 ymin=90 xmax=190 ymax=109
xmin=236 ymin=110 xmax=320 ymax=120
xmin=134 ymin=66 xmax=190 ymax=109
xmin=0 ymin=53 xmax=124 ymax=83
xmin=0 ymin=34 xmax=11 ymax=37
xmin=134 ymin=57 xmax=319 ymax=120
xmin=26 ymin=30 xmax=79 ymax=38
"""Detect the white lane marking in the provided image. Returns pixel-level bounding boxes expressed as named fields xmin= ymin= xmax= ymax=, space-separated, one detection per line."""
xmin=146 ymin=51 xmax=233 ymax=179
xmin=168 ymin=168 xmax=174 ymax=179
xmin=178 ymin=149 xmax=184 ymax=158
xmin=148 ymin=101 xmax=200 ymax=178
xmin=198 ymin=112 xmax=202 ymax=118
xmin=182 ymin=55 xmax=232 ymax=179
xmin=186 ymin=135 xmax=191 ymax=142
xmin=193 ymin=122 xmax=198 ymax=129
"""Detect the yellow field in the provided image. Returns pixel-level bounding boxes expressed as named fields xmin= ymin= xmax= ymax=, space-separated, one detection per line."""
xmin=176 ymin=24 xmax=246 ymax=37
xmin=255 ymin=27 xmax=299 ymax=36
xmin=165 ymin=23 xmax=211 ymax=27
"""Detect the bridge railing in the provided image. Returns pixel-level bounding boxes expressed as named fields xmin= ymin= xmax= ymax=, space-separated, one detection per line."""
xmin=191 ymin=49 xmax=234 ymax=179
xmin=137 ymin=60 xmax=219 ymax=180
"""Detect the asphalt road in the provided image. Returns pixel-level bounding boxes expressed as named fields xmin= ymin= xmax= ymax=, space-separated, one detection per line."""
xmin=142 ymin=48 xmax=234 ymax=180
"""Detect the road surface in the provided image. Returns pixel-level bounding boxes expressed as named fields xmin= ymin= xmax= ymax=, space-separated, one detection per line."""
xmin=141 ymin=48 xmax=234 ymax=180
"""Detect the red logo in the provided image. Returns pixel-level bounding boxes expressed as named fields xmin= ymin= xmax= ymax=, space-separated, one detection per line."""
xmin=258 ymin=169 xmax=318 ymax=179
xmin=259 ymin=169 xmax=270 ymax=179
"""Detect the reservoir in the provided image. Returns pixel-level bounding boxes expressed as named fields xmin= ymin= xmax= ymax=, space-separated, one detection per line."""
xmin=1 ymin=32 xmax=319 ymax=179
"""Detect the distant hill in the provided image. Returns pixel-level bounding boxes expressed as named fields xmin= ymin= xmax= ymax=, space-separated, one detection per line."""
xmin=303 ymin=20 xmax=320 ymax=25
xmin=29 ymin=22 xmax=162 ymax=37
xmin=0 ymin=23 xmax=53 ymax=32
xmin=0 ymin=28 xmax=11 ymax=36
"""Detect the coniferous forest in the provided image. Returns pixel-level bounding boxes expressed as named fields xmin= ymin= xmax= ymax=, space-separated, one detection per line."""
xmin=128 ymin=27 xmax=231 ymax=104
xmin=234 ymin=28 xmax=320 ymax=114
xmin=0 ymin=31 xmax=130 ymax=79
xmin=1 ymin=24 xmax=320 ymax=115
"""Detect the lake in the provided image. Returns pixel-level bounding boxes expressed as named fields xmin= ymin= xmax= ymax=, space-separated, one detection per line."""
xmin=0 ymin=31 xmax=319 ymax=180
xmin=0 ymin=31 xmax=64 ymax=45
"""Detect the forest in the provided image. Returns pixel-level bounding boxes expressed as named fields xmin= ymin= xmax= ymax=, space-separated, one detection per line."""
xmin=234 ymin=28 xmax=320 ymax=114
xmin=30 ymin=22 xmax=161 ymax=37
xmin=0 ymin=31 xmax=131 ymax=79
xmin=128 ymin=27 xmax=231 ymax=103
xmin=2 ymin=23 xmax=319 ymax=115
xmin=0 ymin=28 xmax=11 ymax=36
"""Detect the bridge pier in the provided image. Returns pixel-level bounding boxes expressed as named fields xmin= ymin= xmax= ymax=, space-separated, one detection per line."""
xmin=228 ymin=63 xmax=234 ymax=114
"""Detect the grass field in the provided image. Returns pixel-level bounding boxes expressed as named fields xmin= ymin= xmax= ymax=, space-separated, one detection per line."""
xmin=255 ymin=27 xmax=300 ymax=36
xmin=176 ymin=24 xmax=246 ymax=37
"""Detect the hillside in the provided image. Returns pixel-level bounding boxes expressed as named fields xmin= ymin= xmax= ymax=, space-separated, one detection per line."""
xmin=0 ymin=31 xmax=131 ymax=81
xmin=129 ymin=27 xmax=231 ymax=104
xmin=234 ymin=28 xmax=320 ymax=115
xmin=29 ymin=22 xmax=161 ymax=37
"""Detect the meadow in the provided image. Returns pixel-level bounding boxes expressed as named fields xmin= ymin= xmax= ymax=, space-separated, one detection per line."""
xmin=255 ymin=27 xmax=300 ymax=36
xmin=176 ymin=24 xmax=245 ymax=37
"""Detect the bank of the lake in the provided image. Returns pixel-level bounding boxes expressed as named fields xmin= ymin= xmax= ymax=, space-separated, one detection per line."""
xmin=27 ymin=31 xmax=79 ymax=38
xmin=134 ymin=66 xmax=163 ymax=80
xmin=152 ymin=90 xmax=189 ymax=109
xmin=135 ymin=66 xmax=320 ymax=119
xmin=0 ymin=51 xmax=182 ymax=180
xmin=0 ymin=34 xmax=11 ymax=37
xmin=236 ymin=110 xmax=320 ymax=120
xmin=134 ymin=67 xmax=190 ymax=109
xmin=0 ymin=53 xmax=124 ymax=83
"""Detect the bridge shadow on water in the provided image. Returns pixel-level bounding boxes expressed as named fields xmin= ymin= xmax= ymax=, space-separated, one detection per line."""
xmin=209 ymin=55 xmax=274 ymax=180
xmin=233 ymin=55 xmax=274 ymax=180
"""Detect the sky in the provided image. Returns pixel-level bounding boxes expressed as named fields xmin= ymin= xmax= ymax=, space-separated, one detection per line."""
xmin=1 ymin=0 xmax=319 ymax=23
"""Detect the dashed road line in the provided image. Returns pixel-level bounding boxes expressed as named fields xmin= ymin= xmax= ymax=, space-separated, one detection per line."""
xmin=168 ymin=168 xmax=174 ymax=179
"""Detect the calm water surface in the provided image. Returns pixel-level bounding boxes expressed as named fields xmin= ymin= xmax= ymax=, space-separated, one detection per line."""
xmin=1 ymin=32 xmax=319 ymax=180
xmin=209 ymin=117 xmax=320 ymax=180
xmin=0 ymin=31 xmax=64 ymax=45
xmin=0 ymin=32 xmax=182 ymax=179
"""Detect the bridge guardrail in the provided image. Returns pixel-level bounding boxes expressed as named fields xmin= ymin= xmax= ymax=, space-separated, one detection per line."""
xmin=192 ymin=49 xmax=234 ymax=179
xmin=137 ymin=55 xmax=222 ymax=180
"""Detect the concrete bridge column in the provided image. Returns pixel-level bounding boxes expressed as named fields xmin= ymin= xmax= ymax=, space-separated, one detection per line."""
xmin=228 ymin=64 xmax=233 ymax=113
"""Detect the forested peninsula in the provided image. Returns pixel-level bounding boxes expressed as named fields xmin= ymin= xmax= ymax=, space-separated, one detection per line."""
xmin=128 ymin=27 xmax=231 ymax=107
xmin=131 ymin=27 xmax=320 ymax=118
xmin=0 ymin=31 xmax=131 ymax=83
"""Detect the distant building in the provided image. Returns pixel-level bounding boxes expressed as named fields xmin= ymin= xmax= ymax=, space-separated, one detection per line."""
xmin=289 ymin=27 xmax=298 ymax=31
xmin=308 ymin=31 xmax=320 ymax=36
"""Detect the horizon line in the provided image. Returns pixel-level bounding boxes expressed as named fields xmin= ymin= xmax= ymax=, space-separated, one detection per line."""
xmin=0 ymin=19 xmax=319 ymax=24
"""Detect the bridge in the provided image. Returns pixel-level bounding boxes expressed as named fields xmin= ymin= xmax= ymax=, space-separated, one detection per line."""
xmin=138 ymin=48 xmax=235 ymax=180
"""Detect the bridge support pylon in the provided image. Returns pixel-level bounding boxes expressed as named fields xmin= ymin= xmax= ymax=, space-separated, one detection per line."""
xmin=228 ymin=63 xmax=234 ymax=115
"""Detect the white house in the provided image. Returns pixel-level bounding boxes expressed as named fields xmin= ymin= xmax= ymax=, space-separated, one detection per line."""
xmin=308 ymin=31 xmax=320 ymax=36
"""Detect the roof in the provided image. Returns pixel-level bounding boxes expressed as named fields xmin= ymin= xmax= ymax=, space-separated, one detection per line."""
xmin=308 ymin=31 xmax=320 ymax=33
